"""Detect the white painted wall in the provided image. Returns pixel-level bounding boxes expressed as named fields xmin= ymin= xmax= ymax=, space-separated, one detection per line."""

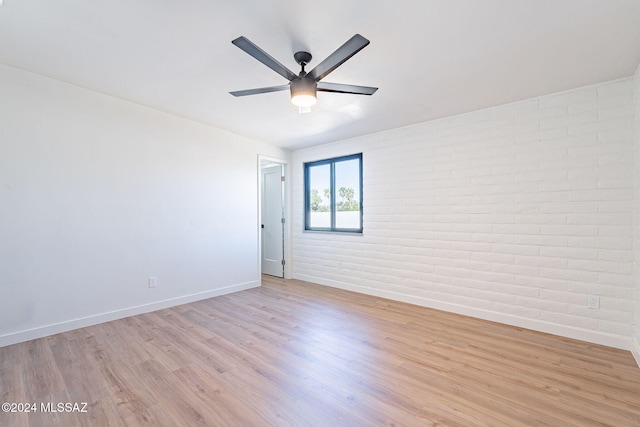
xmin=633 ymin=62 xmax=640 ymax=365
xmin=0 ymin=63 xmax=289 ymax=346
xmin=292 ymin=78 xmax=636 ymax=350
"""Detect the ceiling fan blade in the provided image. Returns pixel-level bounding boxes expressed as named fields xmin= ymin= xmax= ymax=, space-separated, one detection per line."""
xmin=232 ymin=36 xmax=297 ymax=81
xmin=317 ymin=82 xmax=378 ymax=95
xmin=229 ymin=85 xmax=290 ymax=97
xmin=307 ymin=34 xmax=370 ymax=82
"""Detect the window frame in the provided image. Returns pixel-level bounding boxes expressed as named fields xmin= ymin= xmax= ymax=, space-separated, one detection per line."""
xmin=304 ymin=153 xmax=363 ymax=233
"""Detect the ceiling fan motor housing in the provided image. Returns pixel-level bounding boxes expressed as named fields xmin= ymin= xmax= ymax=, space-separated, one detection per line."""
xmin=290 ymin=77 xmax=317 ymax=107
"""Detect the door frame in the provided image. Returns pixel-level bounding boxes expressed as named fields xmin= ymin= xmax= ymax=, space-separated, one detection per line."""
xmin=258 ymin=155 xmax=290 ymax=282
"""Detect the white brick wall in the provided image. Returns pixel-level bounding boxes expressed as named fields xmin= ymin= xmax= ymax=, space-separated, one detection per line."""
xmin=292 ymin=78 xmax=636 ymax=350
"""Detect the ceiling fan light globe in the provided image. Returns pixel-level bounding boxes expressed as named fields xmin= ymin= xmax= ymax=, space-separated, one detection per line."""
xmin=291 ymin=93 xmax=317 ymax=108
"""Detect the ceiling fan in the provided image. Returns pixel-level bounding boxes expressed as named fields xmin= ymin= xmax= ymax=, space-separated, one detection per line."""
xmin=230 ymin=34 xmax=378 ymax=112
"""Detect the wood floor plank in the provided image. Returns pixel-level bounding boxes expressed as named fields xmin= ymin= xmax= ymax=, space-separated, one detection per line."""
xmin=1 ymin=275 xmax=639 ymax=426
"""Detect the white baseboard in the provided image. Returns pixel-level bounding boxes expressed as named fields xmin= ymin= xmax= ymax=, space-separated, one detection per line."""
xmin=632 ymin=338 xmax=640 ymax=368
xmin=0 ymin=281 xmax=259 ymax=348
xmin=295 ymin=274 xmax=632 ymax=351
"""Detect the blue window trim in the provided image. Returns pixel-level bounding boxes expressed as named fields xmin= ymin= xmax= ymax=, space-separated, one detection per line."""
xmin=304 ymin=153 xmax=363 ymax=233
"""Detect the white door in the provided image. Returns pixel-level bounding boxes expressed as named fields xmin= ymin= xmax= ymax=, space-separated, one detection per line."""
xmin=261 ymin=165 xmax=284 ymax=277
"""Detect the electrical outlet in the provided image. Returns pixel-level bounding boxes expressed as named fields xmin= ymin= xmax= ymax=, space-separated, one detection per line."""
xmin=587 ymin=295 xmax=599 ymax=309
xmin=148 ymin=276 xmax=157 ymax=288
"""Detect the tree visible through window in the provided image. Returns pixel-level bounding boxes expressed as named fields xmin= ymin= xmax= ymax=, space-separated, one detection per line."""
xmin=304 ymin=153 xmax=362 ymax=232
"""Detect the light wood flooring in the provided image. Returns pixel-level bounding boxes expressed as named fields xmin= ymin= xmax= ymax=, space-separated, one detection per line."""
xmin=1 ymin=275 xmax=639 ymax=426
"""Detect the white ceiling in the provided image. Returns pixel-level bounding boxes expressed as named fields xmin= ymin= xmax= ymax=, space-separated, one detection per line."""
xmin=1 ymin=1 xmax=639 ymax=150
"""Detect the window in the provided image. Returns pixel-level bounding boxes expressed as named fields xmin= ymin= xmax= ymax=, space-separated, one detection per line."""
xmin=304 ymin=153 xmax=363 ymax=233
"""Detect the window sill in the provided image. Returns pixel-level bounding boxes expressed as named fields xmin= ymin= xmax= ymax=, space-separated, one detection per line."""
xmin=303 ymin=229 xmax=363 ymax=235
